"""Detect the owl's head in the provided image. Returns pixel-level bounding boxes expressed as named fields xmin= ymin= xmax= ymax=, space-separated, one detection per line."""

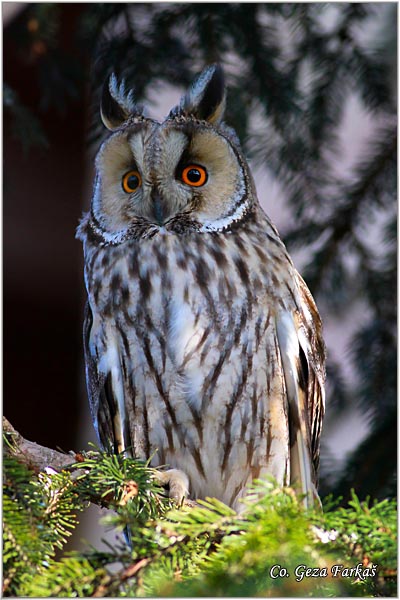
xmin=92 ymin=65 xmax=256 ymax=237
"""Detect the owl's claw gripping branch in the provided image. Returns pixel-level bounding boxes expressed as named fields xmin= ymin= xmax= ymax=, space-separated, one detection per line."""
xmin=153 ymin=468 xmax=190 ymax=504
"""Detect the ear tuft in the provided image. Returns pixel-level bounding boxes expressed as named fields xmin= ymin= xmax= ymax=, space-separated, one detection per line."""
xmin=173 ymin=64 xmax=226 ymax=125
xmin=100 ymin=74 xmax=143 ymax=130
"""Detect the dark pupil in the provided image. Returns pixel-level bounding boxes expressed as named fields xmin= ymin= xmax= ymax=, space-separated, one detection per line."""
xmin=187 ymin=168 xmax=201 ymax=182
xmin=127 ymin=174 xmax=139 ymax=189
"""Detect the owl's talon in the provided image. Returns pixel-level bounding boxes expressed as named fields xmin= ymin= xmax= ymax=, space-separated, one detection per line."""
xmin=153 ymin=468 xmax=189 ymax=504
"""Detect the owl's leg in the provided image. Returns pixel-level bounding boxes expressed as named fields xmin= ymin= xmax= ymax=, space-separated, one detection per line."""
xmin=153 ymin=469 xmax=189 ymax=504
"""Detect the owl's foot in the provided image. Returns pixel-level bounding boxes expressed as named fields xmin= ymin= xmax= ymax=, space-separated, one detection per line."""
xmin=153 ymin=468 xmax=189 ymax=504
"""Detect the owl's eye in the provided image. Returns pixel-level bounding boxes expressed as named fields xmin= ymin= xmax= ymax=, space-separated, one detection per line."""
xmin=122 ymin=170 xmax=142 ymax=193
xmin=181 ymin=164 xmax=208 ymax=187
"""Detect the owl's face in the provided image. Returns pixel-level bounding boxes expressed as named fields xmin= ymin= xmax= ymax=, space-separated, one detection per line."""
xmin=92 ymin=66 xmax=254 ymax=234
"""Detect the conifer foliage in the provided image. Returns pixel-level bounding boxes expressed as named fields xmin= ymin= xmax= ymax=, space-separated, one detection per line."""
xmin=3 ymin=439 xmax=397 ymax=597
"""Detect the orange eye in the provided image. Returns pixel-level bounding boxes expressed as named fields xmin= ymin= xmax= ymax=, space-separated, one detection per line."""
xmin=122 ymin=170 xmax=142 ymax=193
xmin=181 ymin=164 xmax=208 ymax=187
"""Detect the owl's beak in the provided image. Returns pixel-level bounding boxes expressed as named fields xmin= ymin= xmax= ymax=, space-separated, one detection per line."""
xmin=151 ymin=189 xmax=165 ymax=226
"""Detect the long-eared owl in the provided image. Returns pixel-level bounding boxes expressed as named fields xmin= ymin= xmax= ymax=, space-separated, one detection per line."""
xmin=77 ymin=65 xmax=325 ymax=509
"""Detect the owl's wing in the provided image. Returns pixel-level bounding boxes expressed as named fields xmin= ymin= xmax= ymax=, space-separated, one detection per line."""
xmin=276 ymin=274 xmax=326 ymax=508
xmin=296 ymin=274 xmax=326 ymax=474
xmin=83 ymin=301 xmax=130 ymax=455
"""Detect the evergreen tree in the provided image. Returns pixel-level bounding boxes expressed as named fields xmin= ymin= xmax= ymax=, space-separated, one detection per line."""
xmin=3 ymin=3 xmax=397 ymax=596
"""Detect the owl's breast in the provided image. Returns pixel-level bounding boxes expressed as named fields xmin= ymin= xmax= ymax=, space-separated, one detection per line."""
xmin=86 ymin=223 xmax=298 ymax=388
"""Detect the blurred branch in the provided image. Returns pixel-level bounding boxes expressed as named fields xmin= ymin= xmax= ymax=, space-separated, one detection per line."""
xmin=3 ymin=84 xmax=49 ymax=153
xmin=331 ymin=406 xmax=397 ymax=501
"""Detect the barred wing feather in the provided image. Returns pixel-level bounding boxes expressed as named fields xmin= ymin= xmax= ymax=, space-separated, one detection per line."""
xmin=83 ymin=302 xmax=131 ymax=455
xmin=276 ymin=278 xmax=325 ymax=507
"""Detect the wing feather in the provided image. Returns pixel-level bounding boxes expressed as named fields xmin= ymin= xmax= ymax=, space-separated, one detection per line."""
xmin=276 ymin=274 xmax=325 ymax=507
xmin=83 ymin=301 xmax=131 ymax=454
xmin=296 ymin=273 xmax=326 ymax=473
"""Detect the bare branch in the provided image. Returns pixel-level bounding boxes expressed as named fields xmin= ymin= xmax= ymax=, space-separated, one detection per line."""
xmin=3 ymin=417 xmax=78 ymax=472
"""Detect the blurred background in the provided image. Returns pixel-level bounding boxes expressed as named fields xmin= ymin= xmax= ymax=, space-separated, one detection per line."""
xmin=3 ymin=1 xmax=396 ymax=543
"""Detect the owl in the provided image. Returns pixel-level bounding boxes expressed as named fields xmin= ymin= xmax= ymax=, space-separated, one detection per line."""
xmin=77 ymin=64 xmax=325 ymax=510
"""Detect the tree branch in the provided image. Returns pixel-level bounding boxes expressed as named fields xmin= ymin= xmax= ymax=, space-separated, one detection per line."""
xmin=3 ymin=417 xmax=79 ymax=472
xmin=3 ymin=417 xmax=201 ymax=511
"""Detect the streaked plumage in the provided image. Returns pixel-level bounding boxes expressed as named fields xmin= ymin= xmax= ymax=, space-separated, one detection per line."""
xmin=77 ymin=65 xmax=325 ymax=509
